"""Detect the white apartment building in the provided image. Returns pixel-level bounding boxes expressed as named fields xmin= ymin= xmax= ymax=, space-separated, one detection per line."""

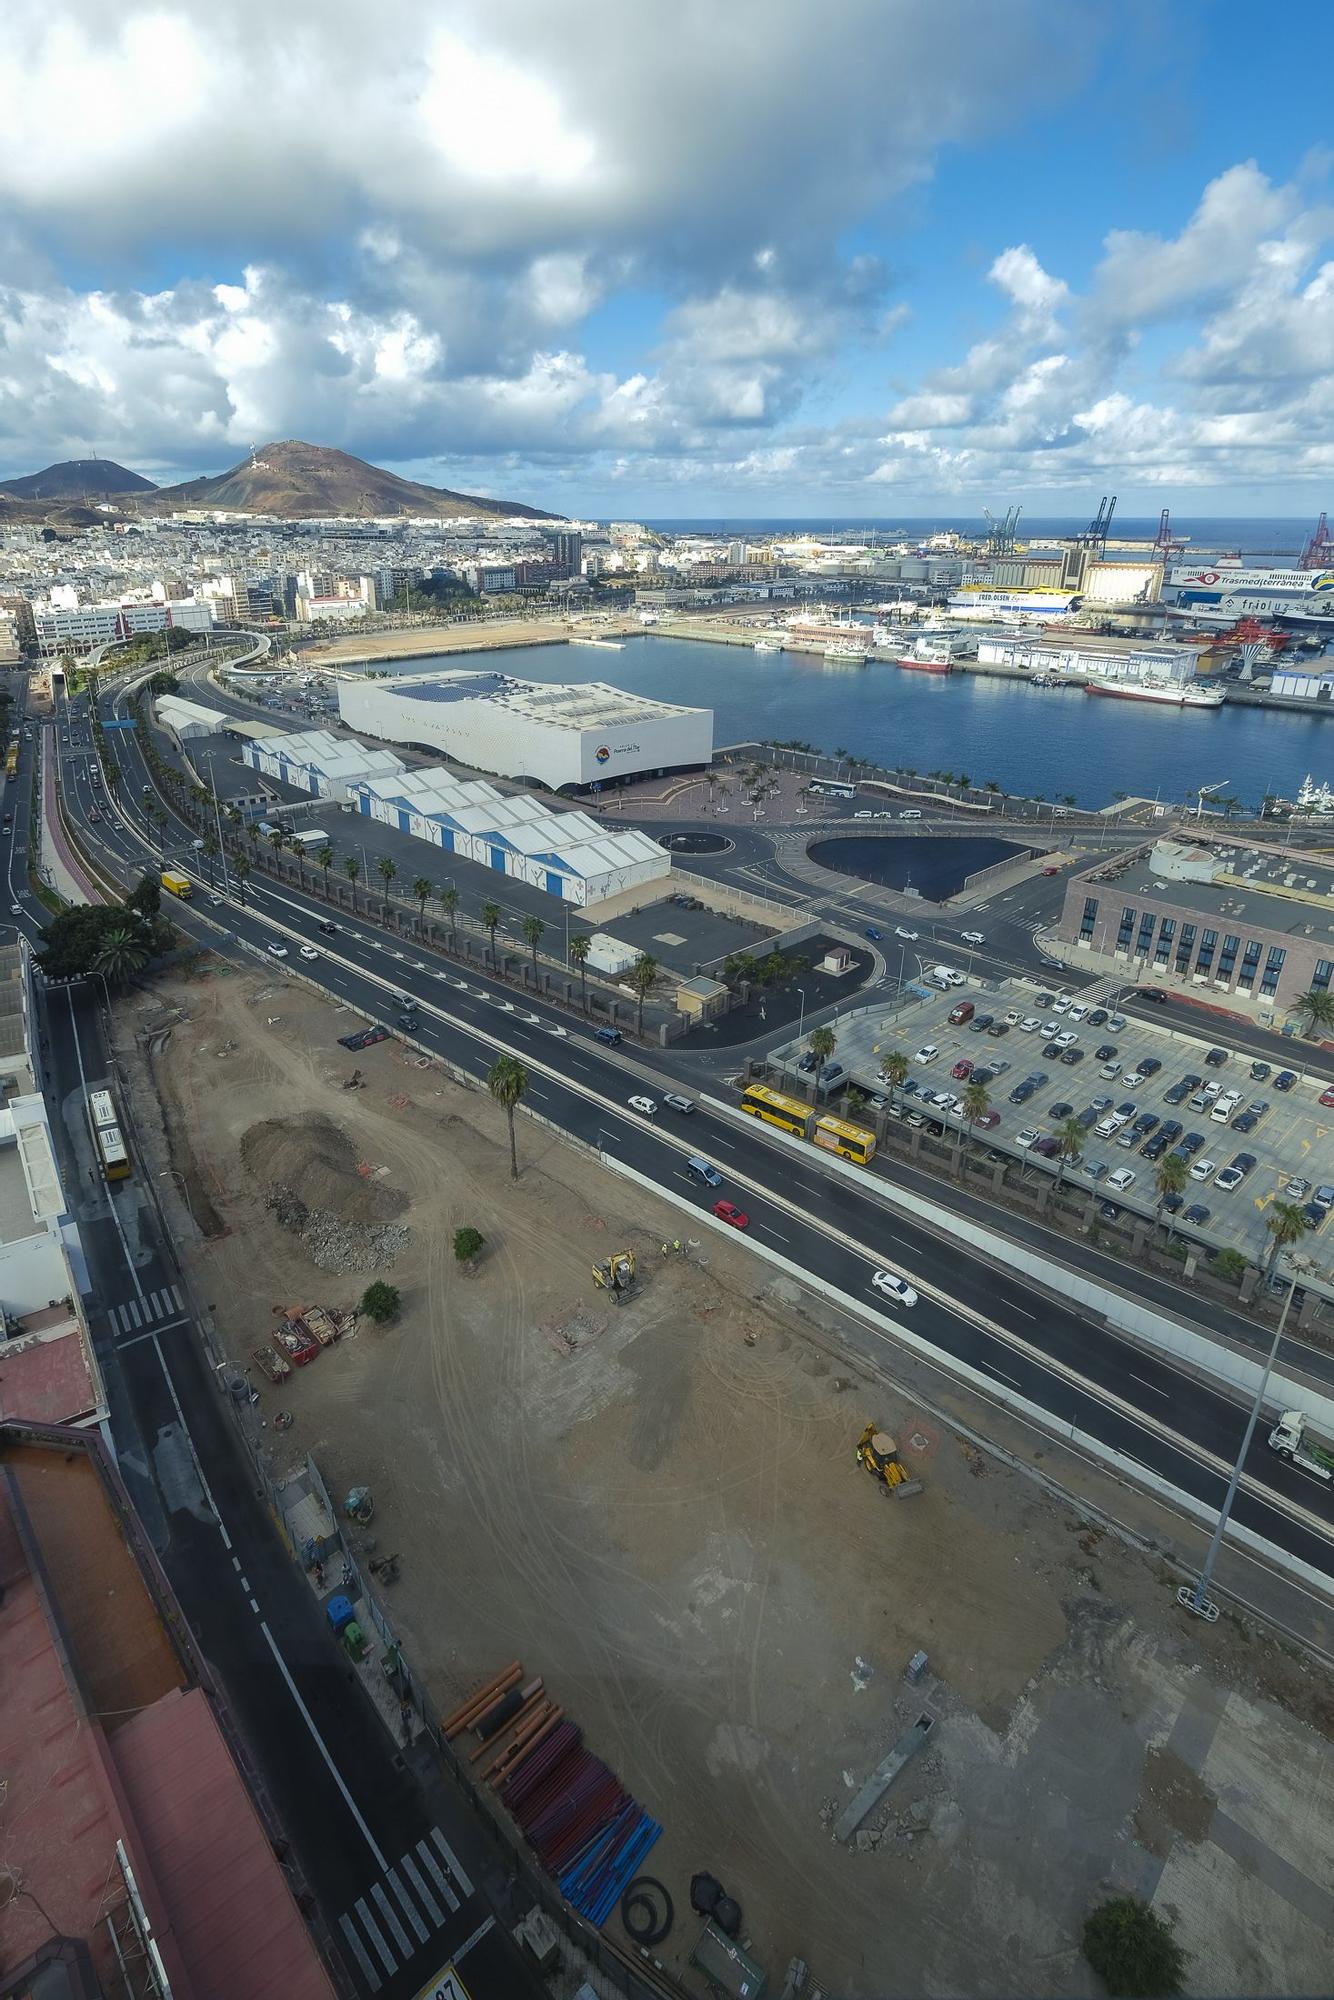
xmin=32 ymin=595 xmax=216 ymax=656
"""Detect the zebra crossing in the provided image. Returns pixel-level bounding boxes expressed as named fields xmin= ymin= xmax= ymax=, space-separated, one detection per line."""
xmin=337 ymin=1826 xmax=474 ymax=1993
xmin=107 ymin=1284 xmax=185 ymax=1338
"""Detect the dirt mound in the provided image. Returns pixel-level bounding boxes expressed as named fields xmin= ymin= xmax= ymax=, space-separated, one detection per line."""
xmin=241 ymin=1114 xmax=411 ymax=1272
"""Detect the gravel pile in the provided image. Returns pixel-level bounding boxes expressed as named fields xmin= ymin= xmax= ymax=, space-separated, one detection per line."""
xmin=244 ymin=1112 xmax=410 ymax=1272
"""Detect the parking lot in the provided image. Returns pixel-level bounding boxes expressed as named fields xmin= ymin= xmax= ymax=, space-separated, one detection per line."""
xmin=772 ymin=975 xmax=1334 ymax=1275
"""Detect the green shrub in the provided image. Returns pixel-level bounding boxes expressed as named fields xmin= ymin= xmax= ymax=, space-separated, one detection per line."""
xmin=453 ymin=1227 xmax=485 ymax=1265
xmin=359 ymin=1281 xmax=401 ymax=1323
xmin=1082 ymin=1896 xmax=1186 ymax=1998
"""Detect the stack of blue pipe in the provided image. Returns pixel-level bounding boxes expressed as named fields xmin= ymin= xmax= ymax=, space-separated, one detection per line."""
xmin=558 ymin=1800 xmax=662 ymax=1926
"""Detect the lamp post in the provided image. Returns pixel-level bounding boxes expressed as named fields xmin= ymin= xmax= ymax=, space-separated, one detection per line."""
xmin=796 ymin=987 xmax=807 ymax=1042
xmin=158 ymin=1167 xmax=197 ymax=1232
xmin=1178 ymin=1264 xmax=1302 ymax=1622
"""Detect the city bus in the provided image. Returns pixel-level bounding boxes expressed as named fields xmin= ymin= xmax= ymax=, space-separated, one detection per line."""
xmin=808 ymin=778 xmax=856 ymax=799
xmin=87 ymin=1087 xmax=131 ymax=1182
xmin=739 ymin=1085 xmax=877 ymax=1166
xmin=4 ymin=744 xmax=16 ymax=781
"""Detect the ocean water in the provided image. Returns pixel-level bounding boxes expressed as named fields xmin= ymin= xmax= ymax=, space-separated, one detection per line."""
xmin=643 ymin=515 xmax=1316 ymax=558
xmin=373 ymin=635 xmax=1333 ymax=810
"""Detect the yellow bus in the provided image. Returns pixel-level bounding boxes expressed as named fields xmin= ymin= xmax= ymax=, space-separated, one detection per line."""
xmin=812 ymin=1114 xmax=877 ymax=1166
xmin=739 ymin=1083 xmax=811 ymax=1137
xmin=4 ymin=744 xmax=16 ymax=780
xmin=87 ymin=1088 xmax=132 ymax=1182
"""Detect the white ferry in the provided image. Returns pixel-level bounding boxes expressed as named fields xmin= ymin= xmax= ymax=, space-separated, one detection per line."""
xmin=945 ymin=585 xmax=1081 ymax=622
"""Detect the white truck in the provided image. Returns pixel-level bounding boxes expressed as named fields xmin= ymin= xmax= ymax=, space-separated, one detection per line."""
xmin=1267 ymin=1409 xmax=1334 ymax=1486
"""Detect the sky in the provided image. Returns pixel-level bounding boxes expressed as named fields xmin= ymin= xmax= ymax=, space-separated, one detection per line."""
xmin=2 ymin=0 xmax=1333 ymax=519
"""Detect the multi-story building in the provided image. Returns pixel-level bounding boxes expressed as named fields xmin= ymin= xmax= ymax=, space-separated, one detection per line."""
xmin=31 ymin=593 xmax=215 ymax=654
xmin=1055 ymin=834 xmax=1334 ymax=1020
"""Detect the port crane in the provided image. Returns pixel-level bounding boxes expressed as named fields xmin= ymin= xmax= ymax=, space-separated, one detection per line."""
xmin=982 ymin=504 xmax=1022 ymax=555
xmin=1077 ymin=494 xmax=1117 ymax=555
xmin=1299 ymin=510 xmax=1332 ymax=571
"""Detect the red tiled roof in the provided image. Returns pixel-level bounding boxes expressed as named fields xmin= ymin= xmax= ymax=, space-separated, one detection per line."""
xmin=111 ymin=1687 xmax=336 ymax=2000
xmin=0 ymin=1324 xmax=99 ymax=1425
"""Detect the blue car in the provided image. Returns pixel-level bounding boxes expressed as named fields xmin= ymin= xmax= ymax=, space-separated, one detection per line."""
xmin=865 ymin=926 xmax=882 ymax=941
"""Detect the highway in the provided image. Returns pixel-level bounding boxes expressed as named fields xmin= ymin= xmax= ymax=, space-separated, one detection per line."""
xmin=39 ymin=671 xmax=1334 ymax=1599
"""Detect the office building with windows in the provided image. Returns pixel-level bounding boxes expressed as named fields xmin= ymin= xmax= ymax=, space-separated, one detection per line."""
xmin=1055 ymin=835 xmax=1334 ymax=1020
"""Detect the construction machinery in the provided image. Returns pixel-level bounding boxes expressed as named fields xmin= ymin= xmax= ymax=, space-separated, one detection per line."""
xmin=592 ymin=1248 xmax=636 ymax=1304
xmin=856 ymin=1424 xmax=922 ymax=1499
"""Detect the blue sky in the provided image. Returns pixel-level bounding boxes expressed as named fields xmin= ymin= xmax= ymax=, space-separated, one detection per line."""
xmin=2 ymin=0 xmax=1331 ymax=518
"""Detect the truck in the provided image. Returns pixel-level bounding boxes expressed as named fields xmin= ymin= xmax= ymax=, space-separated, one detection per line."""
xmin=1267 ymin=1409 xmax=1334 ymax=1486
xmin=289 ymin=827 xmax=332 ymax=850
xmin=160 ymin=869 xmax=193 ymax=899
xmin=929 ymin=964 xmax=966 ymax=989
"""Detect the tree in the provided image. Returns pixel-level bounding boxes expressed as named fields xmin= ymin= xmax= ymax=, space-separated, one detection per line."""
xmin=268 ymin=825 xmax=287 ymax=858
xmin=125 ymin=872 xmax=161 ymax=919
xmin=438 ymin=883 xmax=460 ymax=947
xmin=412 ymin=875 xmax=433 ymax=930
xmin=628 ymin=951 xmax=659 ymax=1036
xmin=92 ymin=923 xmax=152 ymax=989
xmin=152 ymin=805 xmax=169 ymax=855
xmin=376 ymin=853 xmax=397 ymax=916
xmin=1213 ymin=1246 xmax=1248 ymax=1284
xmin=1153 ymin=1153 xmax=1188 ymax=1236
xmin=342 ymin=854 xmax=360 ymax=909
xmin=958 ymin=1079 xmax=991 ymax=1173
xmin=453 ymin=1226 xmax=485 ymax=1266
xmin=1053 ymin=1114 xmax=1086 ymax=1193
xmin=201 ymin=831 xmax=220 ymax=887
xmin=568 ymin=930 xmax=591 ymax=1010
xmin=487 ymin=1053 xmax=529 ymax=1180
xmin=233 ymin=854 xmax=251 ymax=907
xmin=1081 ymin=1896 xmax=1186 ymax=1999
xmin=521 ymin=913 xmax=546 ymax=983
xmin=358 ymin=1280 xmax=401 ymax=1324
xmin=881 ymin=1051 xmax=909 ymax=1107
xmin=1264 ymin=1199 xmax=1310 ymax=1283
xmin=317 ymin=844 xmax=335 ymax=896
xmin=807 ymin=1025 xmax=837 ymax=1070
xmin=1292 ymin=988 xmax=1334 ymax=1041
xmin=481 ymin=900 xmax=502 ymax=966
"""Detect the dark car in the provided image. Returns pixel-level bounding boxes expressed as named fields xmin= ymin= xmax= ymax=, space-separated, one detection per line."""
xmin=1095 ymin=1044 xmax=1117 ymax=1062
xmin=1087 ymin=1009 xmax=1109 ymax=1027
xmin=1302 ymin=1202 xmax=1326 ymax=1230
xmin=1183 ymin=1203 xmax=1211 ymax=1227
xmin=1250 ymin=1060 xmax=1271 ymax=1081
xmin=1141 ymin=1132 xmax=1170 ymax=1161
xmin=1231 ymin=1152 xmax=1257 ymax=1176
xmin=1274 ymin=1069 xmax=1297 ymax=1092
xmin=396 ymin=1011 xmax=419 ymax=1031
xmin=1099 ymin=1200 xmax=1122 ymax=1221
xmin=1076 ymin=1105 xmax=1099 ymax=1130
xmin=1176 ymin=1130 xmax=1205 ymax=1159
xmin=1231 ymin=1108 xmax=1258 ymax=1133
xmin=1033 ymin=1135 xmax=1063 ymax=1159
xmin=317 ymin=919 xmax=338 ymax=935
xmin=1049 ymin=1102 xmax=1073 ymax=1120
xmin=900 ymin=1078 xmax=920 ymax=1097
xmin=1009 ymin=1080 xmax=1036 ymax=1104
xmin=1060 ymin=1047 xmax=1085 ymax=1067
xmin=1204 ymin=1047 xmax=1229 ymax=1068
xmin=797 ymin=1051 xmax=819 ymax=1073
xmin=1042 ymin=1042 xmax=1063 ymax=1061
xmin=595 ymin=1025 xmax=623 ymax=1046
xmin=337 ymin=1024 xmax=390 ymax=1051
xmin=1181 ymin=1073 xmax=1203 ymax=1093
xmin=1139 ymin=988 xmax=1169 ymax=1003
xmin=970 ymin=1067 xmax=995 ymax=1088
xmin=986 ymin=1020 xmax=1011 ymax=1037
xmin=864 ymin=926 xmax=882 ymax=941
xmin=970 ymin=1013 xmax=994 ymax=1033
xmin=1161 ymin=1190 xmax=1185 ymax=1213
xmin=1163 ymin=1080 xmax=1190 ymax=1106
xmin=1137 ymin=1057 xmax=1162 ymax=1078
xmin=1159 ymin=1119 xmax=1183 ymax=1141
xmin=1036 ymin=992 xmax=1054 ymax=1008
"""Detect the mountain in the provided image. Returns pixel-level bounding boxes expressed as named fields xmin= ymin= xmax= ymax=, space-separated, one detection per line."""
xmin=151 ymin=440 xmax=555 ymax=520
xmin=0 ymin=457 xmax=156 ymax=501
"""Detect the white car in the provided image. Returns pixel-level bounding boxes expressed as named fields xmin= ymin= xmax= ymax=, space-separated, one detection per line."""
xmin=299 ymin=945 xmax=320 ymax=961
xmin=1014 ymin=1128 xmax=1041 ymax=1149
xmin=1189 ymin=1158 xmax=1216 ymax=1182
xmin=872 ymin=1270 xmax=918 ymax=1308
xmin=1100 ymin=1060 xmax=1121 ymax=1079
xmin=960 ymin=930 xmax=985 ymax=946
xmin=1067 ymin=1003 xmax=1088 ymax=1022
xmin=1122 ymin=1068 xmax=1146 ymax=1089
xmin=894 ymin=926 xmax=919 ymax=941
xmin=1055 ymin=1030 xmax=1078 ymax=1048
xmin=1020 ymin=1016 xmax=1041 ymax=1034
xmin=1051 ymin=994 xmax=1073 ymax=1014
xmin=1040 ymin=1021 xmax=1060 ymax=1040
xmin=208 ymin=892 xmax=225 ymax=907
xmin=628 ymin=1094 xmax=658 ymax=1116
xmin=266 ymin=942 xmax=288 ymax=958
xmin=913 ymin=1045 xmax=939 ymax=1065
xmin=854 ymin=810 xmax=874 ymax=820
xmin=1106 ymin=1167 xmax=1137 ymax=1193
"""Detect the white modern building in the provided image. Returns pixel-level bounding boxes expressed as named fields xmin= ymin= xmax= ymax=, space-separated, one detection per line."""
xmin=338 ymin=667 xmax=713 ymax=792
xmin=32 ymin=595 xmax=216 ymax=656
xmin=154 ymin=694 xmax=229 ymax=742
xmin=353 ymin=767 xmax=669 ymax=905
xmin=977 ymin=633 xmax=1205 ymax=685
xmin=238 ymin=727 xmax=405 ymax=802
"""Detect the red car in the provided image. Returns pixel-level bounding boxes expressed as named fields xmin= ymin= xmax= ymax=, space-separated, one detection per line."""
xmin=1320 ymin=1086 xmax=1334 ymax=1108
xmin=951 ymin=1058 xmax=974 ymax=1081
xmin=713 ymin=1199 xmax=749 ymax=1230
xmin=1041 ymin=866 xmax=1060 ymax=877
xmin=975 ymin=1109 xmax=1001 ymax=1129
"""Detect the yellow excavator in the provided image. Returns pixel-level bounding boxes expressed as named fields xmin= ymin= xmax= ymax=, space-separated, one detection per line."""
xmin=856 ymin=1424 xmax=923 ymax=1500
xmin=593 ymin=1248 xmax=636 ymax=1304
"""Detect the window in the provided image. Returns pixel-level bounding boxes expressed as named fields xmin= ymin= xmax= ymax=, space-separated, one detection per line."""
xmin=1238 ymin=939 xmax=1262 ymax=989
xmin=1117 ymin=905 xmax=1136 ymax=952
xmin=1153 ymin=918 xmax=1175 ymax=967
xmin=1079 ymin=896 xmax=1099 ymax=944
xmin=1174 ymin=923 xmax=1196 ymax=974
xmin=1196 ymin=929 xmax=1218 ymax=976
xmin=1219 ymin=933 xmax=1240 ymax=980
xmin=1314 ymin=959 xmax=1333 ymax=993
xmin=1136 ymin=912 xmax=1156 ymax=958
xmin=1260 ymin=945 xmax=1286 ymax=999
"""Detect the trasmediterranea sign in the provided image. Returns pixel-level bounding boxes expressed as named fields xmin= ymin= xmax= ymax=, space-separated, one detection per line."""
xmin=1169 ymin=566 xmax=1334 ymax=593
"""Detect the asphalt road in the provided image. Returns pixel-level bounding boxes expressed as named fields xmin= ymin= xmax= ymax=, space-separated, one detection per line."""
xmin=45 ymin=671 xmax=1334 ymax=1603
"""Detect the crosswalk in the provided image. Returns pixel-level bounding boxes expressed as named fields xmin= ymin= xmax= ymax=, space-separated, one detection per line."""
xmin=338 ymin=1826 xmax=474 ymax=1993
xmin=107 ymin=1285 xmax=185 ymax=1337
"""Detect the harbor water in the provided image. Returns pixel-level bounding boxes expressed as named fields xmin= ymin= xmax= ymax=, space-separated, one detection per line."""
xmin=371 ymin=634 xmax=1332 ymax=810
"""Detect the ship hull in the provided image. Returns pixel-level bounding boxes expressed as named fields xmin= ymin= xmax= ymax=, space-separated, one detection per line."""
xmin=1084 ymin=682 xmax=1222 ymax=708
xmin=897 ymin=655 xmax=952 ymax=673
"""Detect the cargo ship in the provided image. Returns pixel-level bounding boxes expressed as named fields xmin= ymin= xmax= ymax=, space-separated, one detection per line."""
xmin=1084 ymin=678 xmax=1224 ymax=708
xmin=877 ymin=628 xmax=962 ymax=673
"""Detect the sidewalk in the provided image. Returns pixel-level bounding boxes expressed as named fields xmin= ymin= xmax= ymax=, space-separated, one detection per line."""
xmin=38 ymin=729 xmax=103 ymax=905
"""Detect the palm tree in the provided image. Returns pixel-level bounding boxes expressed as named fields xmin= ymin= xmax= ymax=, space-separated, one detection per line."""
xmin=1154 ymin=1152 xmax=1188 ymax=1237
xmin=1293 ymin=989 xmax=1334 ymax=1041
xmin=438 ymin=883 xmax=460 ymax=947
xmin=376 ymin=854 xmax=397 ymax=917
xmin=481 ymin=900 xmax=502 ymax=966
xmin=521 ymin=913 xmax=546 ymax=983
xmin=201 ymin=831 xmax=220 ymax=887
xmin=487 ymin=1054 xmax=529 ymax=1181
xmin=342 ymin=854 xmax=360 ymax=911
xmin=881 ymin=1050 xmax=909 ymax=1109
xmin=411 ymin=875 xmax=433 ymax=930
xmin=92 ymin=924 xmax=151 ymax=988
xmin=1053 ymin=1114 xmax=1086 ymax=1193
xmin=628 ymin=952 xmax=659 ymax=1036
xmin=807 ymin=1025 xmax=837 ymax=1071
xmin=317 ymin=844 xmax=334 ymax=897
xmin=246 ymin=820 xmax=261 ymax=853
xmin=152 ymin=806 xmax=169 ymax=855
xmin=958 ymin=1078 xmax=991 ymax=1173
xmin=569 ymin=931 xmax=591 ymax=1010
xmin=1264 ymin=1200 xmax=1310 ymax=1285
xmin=233 ymin=855 xmax=251 ymax=907
xmin=267 ymin=826 xmax=287 ymax=866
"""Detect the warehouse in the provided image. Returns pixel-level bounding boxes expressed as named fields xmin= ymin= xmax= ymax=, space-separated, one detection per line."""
xmin=337 ymin=666 xmax=713 ymax=793
xmin=976 ymin=633 xmax=1208 ymax=684
xmin=238 ymin=727 xmax=405 ymax=802
xmin=354 ymin=767 xmax=669 ymax=905
xmin=154 ymin=694 xmax=229 ymax=742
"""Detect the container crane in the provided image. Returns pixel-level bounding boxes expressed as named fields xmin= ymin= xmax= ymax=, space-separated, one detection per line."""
xmin=1299 ymin=510 xmax=1332 ymax=571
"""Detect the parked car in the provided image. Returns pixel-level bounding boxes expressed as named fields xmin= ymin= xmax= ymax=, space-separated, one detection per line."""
xmin=1055 ymin=1029 xmax=1078 ymax=1048
xmin=951 ymin=1058 xmax=974 ymax=1081
xmin=1014 ymin=1128 xmax=1041 ymax=1150
xmin=948 ymin=1001 xmax=975 ymax=1026
xmin=1214 ymin=1164 xmax=1245 ymax=1192
xmin=1042 ymin=1043 xmax=1063 ymax=1062
xmin=1067 ymin=1003 xmax=1088 ymax=1023
xmin=1159 ymin=1120 xmax=1183 ymax=1142
xmin=1051 ymin=994 xmax=1073 ymax=1014
xmin=1060 ymin=1048 xmax=1085 ymax=1067
xmin=986 ymin=1020 xmax=1011 ymax=1038
xmin=1021 ymin=1016 xmax=1042 ymax=1033
xmin=1230 ymin=1107 xmax=1258 ymax=1133
xmin=913 ymin=1045 xmax=940 ymax=1065
xmin=1049 ymin=1102 xmax=1074 ymax=1120
xmin=1285 ymin=1176 xmax=1311 ymax=1199
xmin=1313 ymin=1185 xmax=1334 ymax=1214
xmin=1183 ymin=1203 xmax=1211 ymax=1228
xmin=1087 ymin=1009 xmax=1109 ymax=1028
xmin=1274 ymin=1069 xmax=1297 ymax=1092
xmin=713 ymin=1200 xmax=749 ymax=1228
xmin=797 ymin=1051 xmax=819 ymax=1073
xmin=1204 ymin=1047 xmax=1229 ymax=1068
xmin=1161 ymin=1190 xmax=1185 ymax=1214
xmin=1083 ymin=1159 xmax=1107 ymax=1180
xmin=1176 ymin=1131 xmax=1205 ymax=1159
xmin=1163 ymin=1080 xmax=1190 ymax=1106
xmin=1100 ymin=1060 xmax=1121 ymax=1080
xmin=1189 ymin=1158 xmax=1217 ymax=1182
xmin=337 ymin=1024 xmax=389 ymax=1051
xmin=1319 ymin=1085 xmax=1334 ymax=1108
xmin=1137 ymin=1057 xmax=1162 ymax=1078
xmin=819 ymin=1062 xmax=844 ymax=1086
xmin=872 ymin=1271 xmax=918 ymax=1307
xmin=1095 ymin=1045 xmax=1117 ymax=1062
xmin=1076 ymin=1106 xmax=1099 ymax=1130
xmin=1141 ymin=1132 xmax=1170 ymax=1162
xmin=1032 ymin=1135 xmax=1063 ymax=1159
xmin=1302 ymin=1202 xmax=1327 ymax=1230
xmin=1107 ymin=1012 xmax=1127 ymax=1031
xmin=970 ymin=1014 xmax=994 ymax=1033
xmin=1251 ymin=1060 xmax=1271 ymax=1082
xmin=1106 ymin=1167 xmax=1137 ymax=1193
xmin=974 ymin=1110 xmax=1001 ymax=1130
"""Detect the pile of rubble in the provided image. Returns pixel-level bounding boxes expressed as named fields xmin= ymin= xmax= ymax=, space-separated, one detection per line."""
xmin=262 ymin=1186 xmax=411 ymax=1273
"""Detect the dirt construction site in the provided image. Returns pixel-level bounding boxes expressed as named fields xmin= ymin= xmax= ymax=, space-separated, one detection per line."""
xmin=115 ymin=962 xmax=1334 ymax=1999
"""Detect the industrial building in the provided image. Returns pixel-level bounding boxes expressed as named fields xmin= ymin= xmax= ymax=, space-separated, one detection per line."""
xmin=976 ymin=633 xmax=1209 ymax=685
xmin=239 ymin=726 xmax=405 ymax=802
xmin=354 ymin=767 xmax=670 ymax=905
xmin=154 ymin=693 xmax=230 ymax=741
xmin=1055 ymin=834 xmax=1334 ymax=1019
xmin=338 ymin=666 xmax=713 ymax=792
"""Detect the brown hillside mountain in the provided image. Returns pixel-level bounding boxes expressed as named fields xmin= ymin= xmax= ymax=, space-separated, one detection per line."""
xmin=151 ymin=440 xmax=555 ymax=520
xmin=0 ymin=457 xmax=156 ymax=501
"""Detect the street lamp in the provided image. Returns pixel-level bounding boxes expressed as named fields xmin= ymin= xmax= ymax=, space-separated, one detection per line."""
xmin=1194 ymin=778 xmax=1229 ymax=820
xmin=1178 ymin=1263 xmax=1304 ymax=1622
xmin=796 ymin=986 xmax=807 ymax=1041
xmin=158 ymin=1167 xmax=197 ymax=1231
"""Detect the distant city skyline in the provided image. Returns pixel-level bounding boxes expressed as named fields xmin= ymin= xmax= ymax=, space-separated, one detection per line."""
xmin=2 ymin=1 xmax=1331 ymax=517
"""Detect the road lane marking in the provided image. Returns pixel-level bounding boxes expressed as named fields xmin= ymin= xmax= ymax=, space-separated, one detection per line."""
xmin=259 ymin=1619 xmax=389 ymax=1870
xmin=338 ymin=1912 xmax=382 ymax=1991
xmin=1128 ymin=1372 xmax=1170 ymax=1396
